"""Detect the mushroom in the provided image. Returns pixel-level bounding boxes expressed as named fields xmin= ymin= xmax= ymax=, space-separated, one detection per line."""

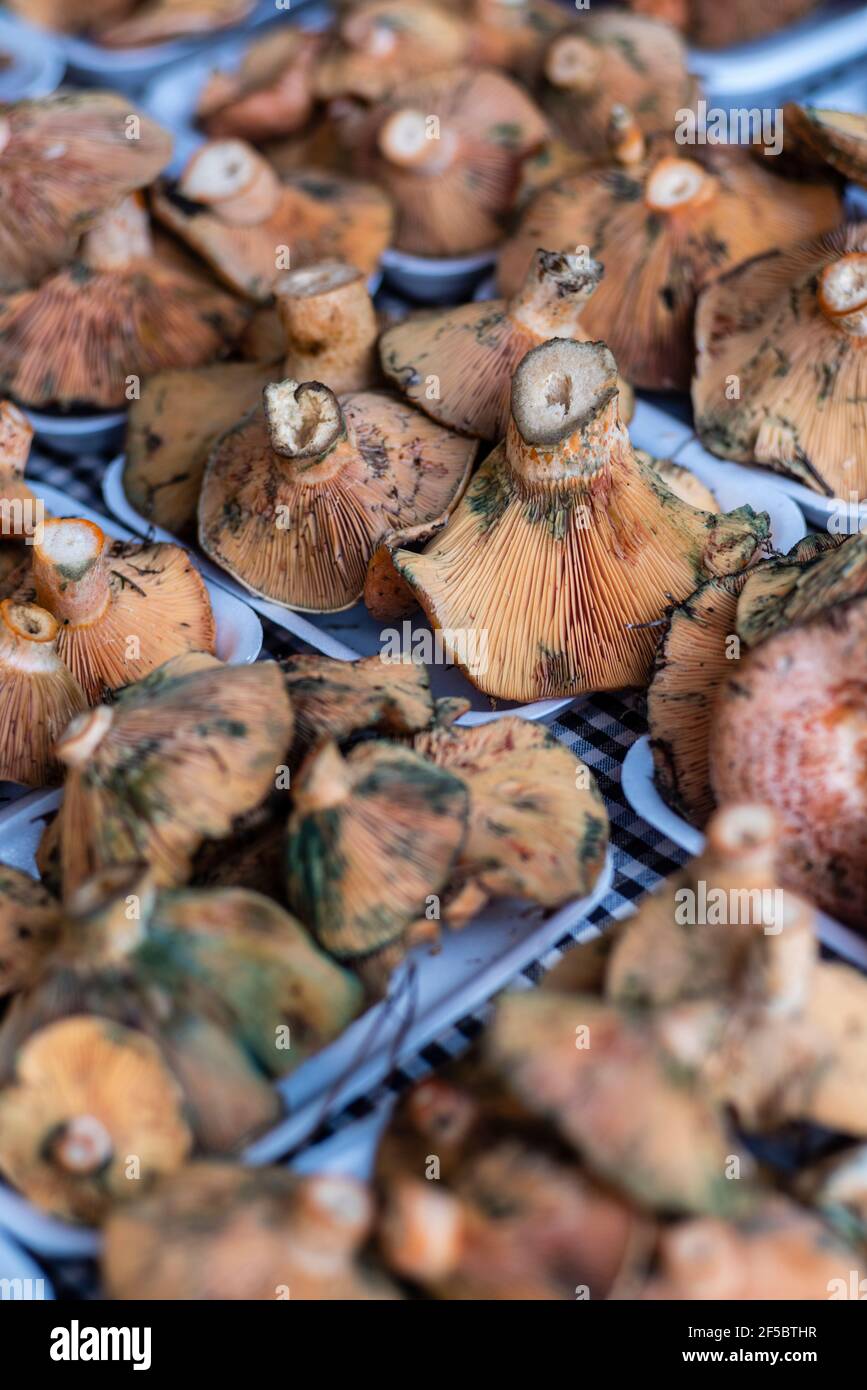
xmin=197 ymin=379 xmax=477 ymax=612
xmin=412 ymin=717 xmax=609 ymax=923
xmin=353 ymin=67 xmax=549 ymax=256
xmin=0 ymin=197 xmax=248 ymax=411
xmin=638 ymin=451 xmax=717 ymax=511
xmin=693 ymin=223 xmax=867 ymax=498
xmin=196 ymin=28 xmax=325 ymax=142
xmin=0 ymin=400 xmax=37 ymax=537
xmin=626 ymin=0 xmax=821 ymax=49
xmin=380 ymin=249 xmax=634 ymax=441
xmin=315 ymin=0 xmax=472 ymax=103
xmin=0 ymin=865 xmax=61 ymax=999
xmin=497 ymin=135 xmax=841 ymax=389
xmin=0 ymin=1016 xmax=192 ymax=1225
xmin=97 ymin=0 xmax=255 ymax=47
xmin=285 ymin=738 xmax=468 ymax=975
xmin=466 ymin=0 xmax=572 ymax=80
xmin=44 ymin=654 xmax=294 ymax=897
xmin=539 ymin=12 xmax=697 ymax=161
xmin=275 ymin=260 xmax=379 ymax=394
xmin=29 ymin=518 xmax=215 ymax=702
xmin=122 ymin=360 xmax=274 ymax=538
xmin=0 ymin=92 xmax=171 ymax=292
xmin=152 ymin=143 xmax=393 ymax=301
xmin=0 ymin=600 xmax=88 ymax=787
xmin=103 ymin=1165 xmax=401 ymax=1299
xmin=391 ymin=339 xmax=769 ymax=702
xmin=282 ymin=652 xmax=435 ymax=756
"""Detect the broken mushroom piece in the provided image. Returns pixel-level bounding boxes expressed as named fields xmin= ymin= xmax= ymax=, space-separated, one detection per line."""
xmin=153 ymin=143 xmax=393 ymax=300
xmin=196 ymin=27 xmax=325 ymax=142
xmin=355 ymin=67 xmax=549 ymax=257
xmin=0 ymin=865 xmax=60 ymax=999
xmin=380 ymin=249 xmax=633 ymax=441
xmin=198 ymin=379 xmax=477 ymax=612
xmin=693 ymin=223 xmax=867 ymax=498
xmin=0 ymin=91 xmax=172 ymax=293
xmin=0 ymin=1016 xmax=192 ymax=1225
xmin=31 ymin=518 xmax=216 ymax=702
xmin=412 ymin=718 xmax=608 ymax=924
xmin=0 ymin=197 xmax=248 ymax=411
xmin=103 ymin=1165 xmax=400 ymax=1299
xmin=392 ymin=340 xmax=769 ymax=703
xmin=497 ymin=137 xmax=841 ymax=389
xmin=0 ymin=600 xmax=88 ymax=787
xmin=540 ymin=12 xmax=697 ymax=160
xmin=282 ymin=652 xmax=435 ymax=757
xmin=46 ymin=654 xmax=294 ymax=898
xmin=285 ymin=738 xmax=468 ymax=977
xmin=316 ymin=0 xmax=471 ymax=103
xmin=122 ymin=360 xmax=275 ymax=538
xmin=275 ymin=261 xmax=379 ymax=394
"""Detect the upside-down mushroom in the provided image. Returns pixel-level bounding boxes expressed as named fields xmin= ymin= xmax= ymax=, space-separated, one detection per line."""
xmin=0 ymin=1016 xmax=192 ymax=1225
xmin=42 ymin=654 xmax=294 ymax=898
xmin=497 ymin=134 xmax=841 ymax=389
xmin=316 ymin=1 xmax=471 ymax=103
xmin=276 ymin=261 xmax=379 ymax=393
xmin=198 ymin=379 xmax=477 ymax=612
xmin=97 ymin=0 xmax=255 ymax=47
xmin=285 ymin=738 xmax=468 ymax=977
xmin=693 ymin=223 xmax=867 ymax=498
xmin=282 ymin=652 xmax=435 ymax=756
xmin=412 ymin=717 xmax=608 ymax=923
xmin=0 ymin=197 xmax=247 ymax=411
xmin=539 ymin=12 xmax=696 ymax=160
xmin=625 ymin=0 xmax=819 ymax=48
xmin=152 ymin=143 xmax=392 ymax=300
xmin=784 ymin=105 xmax=867 ymax=183
xmin=0 ymin=865 xmax=61 ymax=999
xmin=466 ymin=0 xmax=571 ymax=80
xmin=391 ymin=339 xmax=769 ymax=703
xmin=122 ymin=360 xmax=274 ymax=537
xmin=29 ymin=518 xmax=215 ymax=702
xmin=0 ymin=92 xmax=172 ymax=292
xmin=380 ymin=249 xmax=633 ymax=441
xmin=103 ymin=1166 xmax=401 ymax=1299
xmin=196 ymin=28 xmax=325 ymax=142
xmin=0 ymin=600 xmax=88 ymax=786
xmin=353 ymin=67 xmax=549 ymax=256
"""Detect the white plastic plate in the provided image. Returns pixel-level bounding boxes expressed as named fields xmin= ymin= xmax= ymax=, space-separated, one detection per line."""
xmin=24 ymin=408 xmax=127 ymax=461
xmin=674 ymin=437 xmax=853 ymax=535
xmin=689 ymin=1 xmax=867 ymax=101
xmin=0 ymin=13 xmax=64 ymax=100
xmin=379 ymin=247 xmax=498 ymax=305
xmin=622 ymin=734 xmax=867 ymax=972
xmin=0 ymin=1226 xmax=55 ymax=1297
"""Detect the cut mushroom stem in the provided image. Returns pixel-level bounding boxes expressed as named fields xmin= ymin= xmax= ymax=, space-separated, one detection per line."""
xmin=50 ymin=1114 xmax=113 ymax=1176
xmin=0 ymin=400 xmax=33 ymax=471
xmin=275 ymin=261 xmax=378 ymax=393
xmin=378 ymin=109 xmax=458 ymax=172
xmin=705 ymin=803 xmax=779 ymax=873
xmin=178 ymin=140 xmax=282 ymax=226
xmin=0 ymin=600 xmax=61 ymax=672
xmin=33 ymin=519 xmax=110 ymax=627
xmin=509 ymin=248 xmax=604 ymax=338
xmin=507 ymin=337 xmax=621 ymax=480
xmin=544 ymin=33 xmax=601 ymax=94
xmin=645 ymin=157 xmax=715 ymax=213
xmin=818 ymin=253 xmax=867 ymax=337
xmin=56 ymin=705 xmax=115 ymax=769
xmin=608 ymin=103 xmax=645 ymax=166
xmin=263 ymin=379 xmax=346 ymax=473
xmin=80 ymin=196 xmax=153 ymax=273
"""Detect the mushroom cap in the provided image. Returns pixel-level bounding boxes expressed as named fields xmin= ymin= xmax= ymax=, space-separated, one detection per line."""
xmin=638 ymin=452 xmax=717 ymax=512
xmin=103 ymin=1163 xmax=400 ymax=1299
xmin=282 ymin=652 xmax=435 ymax=755
xmin=709 ymin=598 xmax=867 ymax=928
xmin=152 ymin=160 xmax=393 ymax=301
xmin=316 ymin=0 xmax=472 ymax=103
xmin=0 ymin=235 xmax=248 ymax=411
xmin=97 ymin=0 xmax=255 ymax=46
xmin=0 ymin=599 xmax=89 ymax=787
xmin=355 ymin=67 xmax=549 ymax=256
xmin=49 ymin=655 xmax=294 ymax=897
xmin=0 ymin=1016 xmax=192 ymax=1225
xmin=413 ymin=717 xmax=608 ymax=916
xmin=393 ymin=338 xmax=768 ymax=702
xmin=197 ymin=28 xmax=324 ymax=142
xmin=467 ymin=0 xmax=572 ymax=80
xmin=497 ymin=142 xmax=841 ymax=389
xmin=784 ymin=105 xmax=867 ymax=184
xmin=285 ymin=737 xmax=469 ymax=961
xmin=123 ymin=361 xmax=274 ymax=537
xmin=198 ymin=385 xmax=477 ymax=612
xmin=0 ymin=92 xmax=172 ymax=292
xmin=0 ymin=864 xmax=60 ymax=999
xmin=735 ymin=532 xmax=863 ymax=649
xmin=693 ymin=223 xmax=867 ymax=497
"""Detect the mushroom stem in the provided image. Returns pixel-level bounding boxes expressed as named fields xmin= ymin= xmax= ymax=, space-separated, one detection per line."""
xmin=0 ymin=116 xmax=10 ymax=158
xmin=178 ymin=140 xmax=282 ymax=227
xmin=33 ymin=519 xmax=110 ymax=628
xmin=378 ymin=109 xmax=459 ymax=172
xmin=818 ymin=253 xmax=867 ymax=338
xmin=380 ymin=1179 xmax=465 ymax=1281
xmin=56 ymin=705 xmax=114 ymax=769
xmin=0 ymin=600 xmax=63 ymax=674
xmin=506 ymin=338 xmax=624 ymax=483
xmin=293 ymin=739 xmax=353 ymax=814
xmin=608 ymin=104 xmax=645 ymax=166
xmin=263 ymin=379 xmax=347 ymax=478
xmin=645 ymin=157 xmax=716 ymax=213
xmin=275 ymin=261 xmax=378 ymax=393
xmin=51 ymin=1115 xmax=113 ymax=1176
xmin=705 ymin=803 xmax=779 ymax=875
xmin=544 ymin=33 xmax=601 ymax=93
xmin=509 ymin=248 xmax=604 ymax=337
xmin=80 ymin=195 xmax=153 ymax=272
xmin=0 ymin=401 xmax=33 ymax=472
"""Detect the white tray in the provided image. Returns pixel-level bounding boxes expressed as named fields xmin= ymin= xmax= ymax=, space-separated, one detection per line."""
xmin=0 ymin=12 xmax=64 ymax=100
xmin=622 ymin=734 xmax=867 ymax=971
xmin=0 ymin=1226 xmax=55 ymax=1297
xmin=24 ymin=408 xmax=128 ymax=461
xmin=674 ymin=437 xmax=856 ymax=534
